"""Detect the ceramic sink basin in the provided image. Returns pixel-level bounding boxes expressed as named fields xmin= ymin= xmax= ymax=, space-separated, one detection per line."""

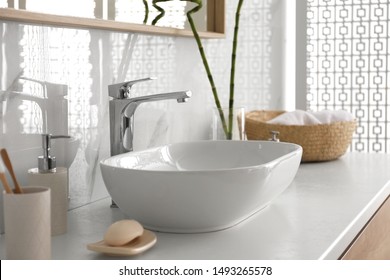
xmin=100 ymin=140 xmax=302 ymax=233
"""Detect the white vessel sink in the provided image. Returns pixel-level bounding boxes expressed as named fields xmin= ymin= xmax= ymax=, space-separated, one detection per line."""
xmin=100 ymin=140 xmax=302 ymax=233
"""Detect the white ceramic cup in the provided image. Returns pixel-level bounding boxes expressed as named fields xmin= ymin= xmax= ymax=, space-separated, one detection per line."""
xmin=3 ymin=187 xmax=51 ymax=259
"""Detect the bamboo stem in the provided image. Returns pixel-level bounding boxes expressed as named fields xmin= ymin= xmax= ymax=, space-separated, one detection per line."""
xmin=185 ymin=0 xmax=229 ymax=136
xmin=228 ymin=0 xmax=245 ymax=138
xmin=143 ymin=0 xmax=149 ymax=24
xmin=152 ymin=0 xmax=170 ymax=26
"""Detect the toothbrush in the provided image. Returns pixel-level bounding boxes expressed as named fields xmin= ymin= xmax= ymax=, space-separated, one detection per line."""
xmin=0 ymin=156 xmax=13 ymax=194
xmin=0 ymin=149 xmax=23 ymax=194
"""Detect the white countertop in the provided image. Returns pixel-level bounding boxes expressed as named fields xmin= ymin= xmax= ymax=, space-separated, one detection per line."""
xmin=1 ymin=153 xmax=390 ymax=260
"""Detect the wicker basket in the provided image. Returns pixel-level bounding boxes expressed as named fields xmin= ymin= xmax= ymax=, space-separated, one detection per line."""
xmin=245 ymin=110 xmax=357 ymax=162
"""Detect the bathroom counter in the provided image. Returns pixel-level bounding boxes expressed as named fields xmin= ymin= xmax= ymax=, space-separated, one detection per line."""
xmin=1 ymin=152 xmax=390 ymax=260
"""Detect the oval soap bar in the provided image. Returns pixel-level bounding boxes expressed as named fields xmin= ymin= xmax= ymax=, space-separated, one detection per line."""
xmin=104 ymin=220 xmax=144 ymax=246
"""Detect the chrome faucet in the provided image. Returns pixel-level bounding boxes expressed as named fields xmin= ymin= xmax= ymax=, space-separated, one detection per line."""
xmin=108 ymin=77 xmax=192 ymax=156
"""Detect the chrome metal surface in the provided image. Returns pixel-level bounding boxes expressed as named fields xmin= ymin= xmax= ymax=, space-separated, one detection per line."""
xmin=269 ymin=131 xmax=280 ymax=142
xmin=108 ymin=77 xmax=156 ymax=99
xmin=108 ymin=78 xmax=191 ymax=156
xmin=38 ymin=134 xmax=71 ymax=172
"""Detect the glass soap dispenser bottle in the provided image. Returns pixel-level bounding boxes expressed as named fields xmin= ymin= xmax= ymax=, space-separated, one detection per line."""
xmin=28 ymin=134 xmax=71 ymax=236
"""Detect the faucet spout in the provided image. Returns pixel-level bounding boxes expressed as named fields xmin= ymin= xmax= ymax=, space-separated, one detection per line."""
xmin=123 ymin=91 xmax=192 ymax=118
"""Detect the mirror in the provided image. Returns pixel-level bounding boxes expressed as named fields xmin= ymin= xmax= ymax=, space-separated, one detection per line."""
xmin=0 ymin=0 xmax=225 ymax=38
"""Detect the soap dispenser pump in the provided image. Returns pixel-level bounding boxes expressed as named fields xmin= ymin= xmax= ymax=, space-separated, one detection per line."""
xmin=28 ymin=134 xmax=71 ymax=236
xmin=37 ymin=134 xmax=70 ymax=173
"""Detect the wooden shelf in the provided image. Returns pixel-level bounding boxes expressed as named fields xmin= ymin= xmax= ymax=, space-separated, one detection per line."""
xmin=0 ymin=0 xmax=225 ymax=39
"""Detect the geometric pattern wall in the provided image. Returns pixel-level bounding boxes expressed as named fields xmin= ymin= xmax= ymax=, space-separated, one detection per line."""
xmin=235 ymin=0 xmax=272 ymax=108
xmin=307 ymin=0 xmax=390 ymax=153
xmin=20 ymin=26 xmax=93 ymax=137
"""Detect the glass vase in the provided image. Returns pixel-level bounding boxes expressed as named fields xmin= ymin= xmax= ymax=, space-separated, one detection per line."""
xmin=212 ymin=107 xmax=246 ymax=140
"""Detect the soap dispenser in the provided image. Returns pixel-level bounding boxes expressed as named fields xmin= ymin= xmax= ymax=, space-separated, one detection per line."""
xmin=28 ymin=134 xmax=71 ymax=236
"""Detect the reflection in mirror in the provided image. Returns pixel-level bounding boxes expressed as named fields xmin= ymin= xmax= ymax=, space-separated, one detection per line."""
xmin=0 ymin=0 xmax=209 ymax=32
xmin=113 ymin=0 xmax=207 ymax=31
xmin=0 ymin=75 xmax=80 ymax=190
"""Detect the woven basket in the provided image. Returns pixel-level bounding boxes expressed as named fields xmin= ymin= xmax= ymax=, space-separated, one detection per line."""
xmin=245 ymin=110 xmax=357 ymax=162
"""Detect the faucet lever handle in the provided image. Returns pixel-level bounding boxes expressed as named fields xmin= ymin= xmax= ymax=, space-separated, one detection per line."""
xmin=108 ymin=77 xmax=157 ymax=99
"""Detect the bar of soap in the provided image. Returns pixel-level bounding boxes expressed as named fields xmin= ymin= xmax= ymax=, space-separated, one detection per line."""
xmin=104 ymin=220 xmax=144 ymax=246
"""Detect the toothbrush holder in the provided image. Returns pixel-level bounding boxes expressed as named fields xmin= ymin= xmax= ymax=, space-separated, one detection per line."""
xmin=3 ymin=186 xmax=51 ymax=259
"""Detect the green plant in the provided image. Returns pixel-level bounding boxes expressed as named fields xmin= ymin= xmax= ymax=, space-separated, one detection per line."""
xmin=148 ymin=0 xmax=245 ymax=139
xmin=150 ymin=0 xmax=169 ymax=25
xmin=188 ymin=0 xmax=246 ymax=139
xmin=142 ymin=0 xmax=149 ymax=24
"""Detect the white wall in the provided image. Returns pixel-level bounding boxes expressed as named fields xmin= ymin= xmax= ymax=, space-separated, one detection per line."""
xmin=0 ymin=0 xmax=287 ymax=209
